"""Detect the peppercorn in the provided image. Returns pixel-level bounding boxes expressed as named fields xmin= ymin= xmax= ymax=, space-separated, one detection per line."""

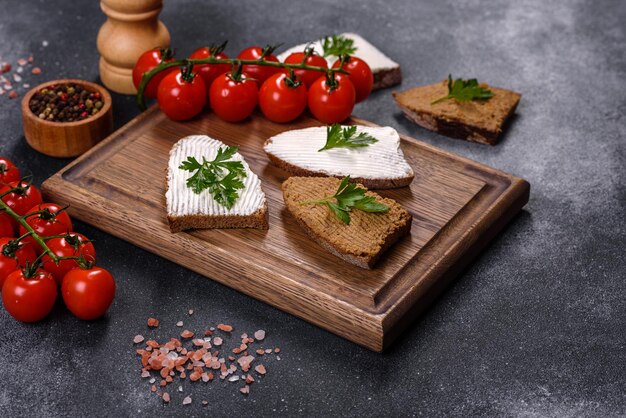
xmin=28 ymin=83 xmax=105 ymax=123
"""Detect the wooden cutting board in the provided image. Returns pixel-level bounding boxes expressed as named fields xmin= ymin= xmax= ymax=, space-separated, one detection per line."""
xmin=42 ymin=106 xmax=529 ymax=352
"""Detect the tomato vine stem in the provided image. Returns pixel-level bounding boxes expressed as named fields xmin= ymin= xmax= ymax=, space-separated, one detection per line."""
xmin=0 ymin=185 xmax=78 ymax=267
xmin=136 ymin=56 xmax=349 ymax=110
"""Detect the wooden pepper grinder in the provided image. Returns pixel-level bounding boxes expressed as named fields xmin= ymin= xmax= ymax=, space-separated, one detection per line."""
xmin=97 ymin=0 xmax=170 ymax=94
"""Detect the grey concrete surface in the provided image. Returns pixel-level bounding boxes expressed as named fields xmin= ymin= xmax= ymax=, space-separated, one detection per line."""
xmin=0 ymin=0 xmax=624 ymax=416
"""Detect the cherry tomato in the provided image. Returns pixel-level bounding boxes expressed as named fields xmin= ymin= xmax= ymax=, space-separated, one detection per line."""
xmin=237 ymin=46 xmax=280 ymax=84
xmin=189 ymin=47 xmax=230 ymax=96
xmin=157 ymin=70 xmax=207 ymax=121
xmin=332 ymin=56 xmax=373 ymax=103
xmin=0 ymin=157 xmax=20 ymax=185
xmin=0 ymin=237 xmax=37 ymax=288
xmin=43 ymin=233 xmax=96 ymax=286
xmin=259 ymin=73 xmax=307 ymax=123
xmin=62 ymin=266 xmax=115 ymax=320
xmin=1 ymin=181 xmax=43 ymax=217
xmin=132 ymin=48 xmax=176 ymax=99
xmin=209 ymin=72 xmax=258 ymax=122
xmin=2 ymin=268 xmax=57 ymax=322
xmin=0 ymin=213 xmax=13 ymax=237
xmin=19 ymin=203 xmax=73 ymax=251
xmin=283 ymin=52 xmax=328 ymax=89
xmin=307 ymin=73 xmax=356 ymax=124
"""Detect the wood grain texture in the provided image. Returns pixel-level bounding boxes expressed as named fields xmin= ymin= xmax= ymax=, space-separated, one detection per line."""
xmin=41 ymin=106 xmax=529 ymax=352
xmin=21 ymin=79 xmax=113 ymax=157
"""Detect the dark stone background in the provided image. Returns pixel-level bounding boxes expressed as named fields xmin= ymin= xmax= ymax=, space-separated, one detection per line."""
xmin=0 ymin=0 xmax=624 ymax=416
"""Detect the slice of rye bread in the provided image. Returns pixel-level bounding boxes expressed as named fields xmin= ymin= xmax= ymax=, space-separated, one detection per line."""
xmin=282 ymin=177 xmax=412 ymax=269
xmin=166 ymin=135 xmax=269 ymax=232
xmin=167 ymin=203 xmax=269 ymax=233
xmin=267 ymin=152 xmax=413 ymax=189
xmin=393 ymin=80 xmax=521 ymax=145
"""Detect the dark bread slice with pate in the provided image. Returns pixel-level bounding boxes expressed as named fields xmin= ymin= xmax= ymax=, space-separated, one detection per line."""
xmin=282 ymin=176 xmax=412 ymax=269
xmin=166 ymin=135 xmax=269 ymax=232
xmin=393 ymin=80 xmax=521 ymax=145
xmin=277 ymin=33 xmax=401 ymax=91
xmin=264 ymin=125 xmax=414 ymax=190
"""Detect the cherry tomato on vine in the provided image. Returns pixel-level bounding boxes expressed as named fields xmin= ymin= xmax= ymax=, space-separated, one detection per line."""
xmin=189 ymin=47 xmax=230 ymax=95
xmin=237 ymin=46 xmax=280 ymax=84
xmin=0 ymin=214 xmax=13 ymax=237
xmin=0 ymin=157 xmax=20 ymax=185
xmin=19 ymin=203 xmax=73 ymax=254
xmin=157 ymin=70 xmax=207 ymax=121
xmin=283 ymin=52 xmax=328 ymax=89
xmin=209 ymin=72 xmax=258 ymax=122
xmin=43 ymin=233 xmax=96 ymax=286
xmin=0 ymin=237 xmax=37 ymax=288
xmin=259 ymin=73 xmax=307 ymax=123
xmin=132 ymin=48 xmax=176 ymax=99
xmin=332 ymin=56 xmax=373 ymax=103
xmin=2 ymin=268 xmax=57 ymax=322
xmin=62 ymin=266 xmax=115 ymax=320
xmin=1 ymin=181 xmax=43 ymax=216
xmin=307 ymin=73 xmax=356 ymax=124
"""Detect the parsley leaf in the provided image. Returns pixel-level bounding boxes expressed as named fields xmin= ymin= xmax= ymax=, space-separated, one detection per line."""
xmin=300 ymin=176 xmax=389 ymax=224
xmin=179 ymin=146 xmax=247 ymax=209
xmin=431 ymin=74 xmax=494 ymax=105
xmin=318 ymin=124 xmax=379 ymax=152
xmin=321 ymin=35 xmax=357 ymax=57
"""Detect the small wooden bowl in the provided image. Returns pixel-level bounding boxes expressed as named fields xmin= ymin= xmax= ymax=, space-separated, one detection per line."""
xmin=21 ymin=79 xmax=113 ymax=158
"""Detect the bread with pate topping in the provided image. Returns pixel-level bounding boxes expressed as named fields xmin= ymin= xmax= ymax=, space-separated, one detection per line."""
xmin=393 ymin=80 xmax=521 ymax=145
xmin=282 ymin=176 xmax=412 ymax=269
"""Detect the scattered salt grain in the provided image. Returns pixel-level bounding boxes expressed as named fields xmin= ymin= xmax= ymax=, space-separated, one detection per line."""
xmin=255 ymin=364 xmax=267 ymax=375
xmin=217 ymin=324 xmax=233 ymax=332
xmin=32 ymin=67 xmax=42 ymax=75
xmin=176 ymin=321 xmax=183 ymax=327
xmin=133 ymin=335 xmax=145 ymax=344
xmin=162 ymin=393 xmax=170 ymax=403
xmin=254 ymin=330 xmax=266 ymax=341
xmin=42 ymin=40 xmax=49 ymax=47
xmin=228 ymin=375 xmax=240 ymax=382
xmin=188 ymin=309 xmax=193 ymax=315
xmin=213 ymin=337 xmax=222 ymax=346
xmin=240 ymin=385 xmax=250 ymax=395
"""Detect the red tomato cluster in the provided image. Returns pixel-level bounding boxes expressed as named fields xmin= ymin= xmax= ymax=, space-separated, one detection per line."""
xmin=132 ymin=46 xmax=373 ymax=125
xmin=0 ymin=157 xmax=116 ymax=323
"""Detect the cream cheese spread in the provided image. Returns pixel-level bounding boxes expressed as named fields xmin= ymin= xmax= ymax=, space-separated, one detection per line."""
xmin=277 ymin=33 xmax=399 ymax=73
xmin=264 ymin=126 xmax=413 ymax=180
xmin=166 ymin=135 xmax=266 ymax=217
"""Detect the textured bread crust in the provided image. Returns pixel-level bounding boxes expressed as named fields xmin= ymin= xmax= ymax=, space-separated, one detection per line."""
xmin=167 ymin=202 xmax=269 ymax=232
xmin=393 ymin=80 xmax=521 ymax=145
xmin=282 ymin=177 xmax=412 ymax=269
xmin=265 ymin=147 xmax=414 ymax=190
xmin=373 ymin=67 xmax=402 ymax=90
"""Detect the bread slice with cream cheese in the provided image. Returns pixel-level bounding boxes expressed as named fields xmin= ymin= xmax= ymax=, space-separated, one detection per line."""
xmin=166 ymin=135 xmax=268 ymax=232
xmin=264 ymin=125 xmax=414 ymax=189
xmin=277 ymin=33 xmax=401 ymax=90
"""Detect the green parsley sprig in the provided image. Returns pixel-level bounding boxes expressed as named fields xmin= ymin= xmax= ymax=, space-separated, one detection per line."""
xmin=321 ymin=35 xmax=357 ymax=57
xmin=431 ymin=75 xmax=494 ymax=105
xmin=179 ymin=146 xmax=247 ymax=209
xmin=318 ymin=124 xmax=379 ymax=152
xmin=300 ymin=176 xmax=389 ymax=224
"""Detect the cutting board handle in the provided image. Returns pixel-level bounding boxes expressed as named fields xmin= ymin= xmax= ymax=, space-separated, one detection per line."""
xmin=96 ymin=0 xmax=171 ymax=95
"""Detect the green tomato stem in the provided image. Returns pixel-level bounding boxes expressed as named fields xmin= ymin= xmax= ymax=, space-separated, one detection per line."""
xmin=136 ymin=56 xmax=349 ymax=111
